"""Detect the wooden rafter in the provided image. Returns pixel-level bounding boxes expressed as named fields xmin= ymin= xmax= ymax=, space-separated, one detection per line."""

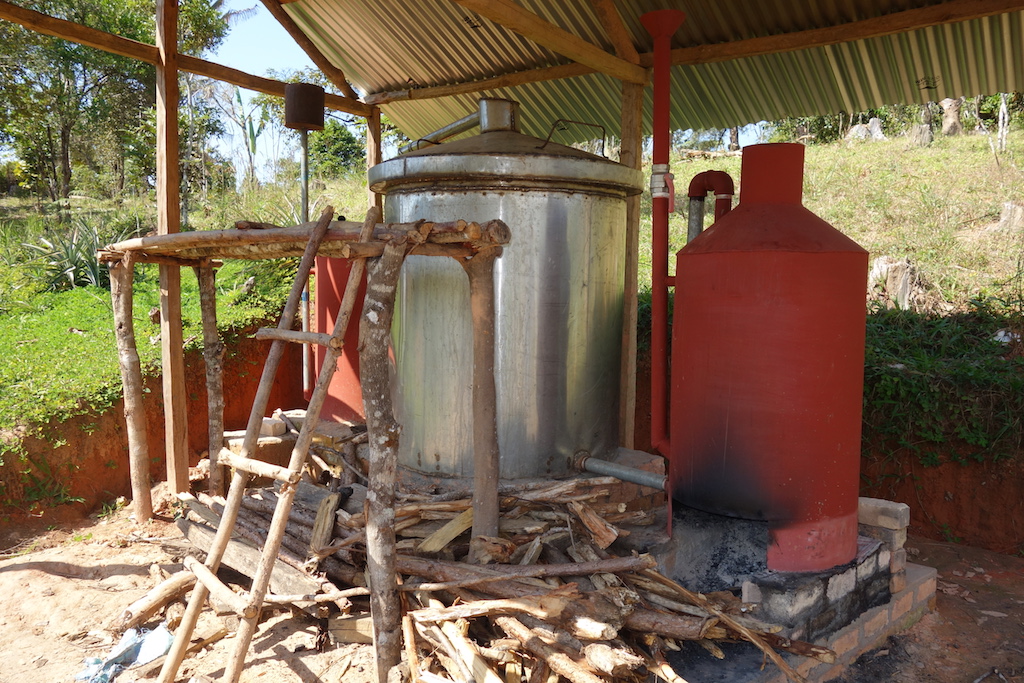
xmin=590 ymin=0 xmax=639 ymax=63
xmin=650 ymin=0 xmax=1024 ymax=67
xmin=368 ymin=0 xmax=1024 ymax=105
xmin=0 ymin=0 xmax=371 ymax=117
xmin=450 ymin=0 xmax=647 ymax=84
xmin=364 ymin=62 xmax=592 ymax=106
xmin=259 ymin=0 xmax=359 ymax=100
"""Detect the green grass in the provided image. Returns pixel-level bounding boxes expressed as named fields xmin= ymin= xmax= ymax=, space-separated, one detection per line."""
xmin=651 ymin=133 xmax=1024 ymax=303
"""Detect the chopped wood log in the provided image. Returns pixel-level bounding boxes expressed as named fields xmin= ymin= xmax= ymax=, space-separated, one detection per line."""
xmin=176 ymin=518 xmax=322 ymax=597
xmin=494 ymin=615 xmax=605 ymax=683
xmin=361 ymin=238 xmax=411 ymax=683
xmin=183 ymin=555 xmax=254 ymax=618
xmin=111 ymin=571 xmax=196 ymax=633
xmin=194 ymin=262 xmax=225 ymax=496
xmin=468 ymin=536 xmax=517 ymax=564
xmin=418 ymin=508 xmax=474 ymax=553
xmin=428 ymin=596 xmax=506 ymax=683
xmin=410 ymin=586 xmax=578 ymax=624
xmin=396 ymin=553 xmax=656 ymax=584
xmin=458 ymin=247 xmax=501 ymax=547
xmin=568 ymin=500 xmax=625 ymax=549
xmin=109 ymin=256 xmax=152 ymax=521
xmin=581 ymin=642 xmax=645 ymax=677
xmin=329 ymin=614 xmax=375 ymax=644
xmin=309 ymin=491 xmax=342 ymax=554
xmin=639 ymin=569 xmax=807 ymax=683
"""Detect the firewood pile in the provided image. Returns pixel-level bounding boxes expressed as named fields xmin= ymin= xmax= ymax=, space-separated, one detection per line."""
xmin=118 ymin=452 xmax=838 ymax=683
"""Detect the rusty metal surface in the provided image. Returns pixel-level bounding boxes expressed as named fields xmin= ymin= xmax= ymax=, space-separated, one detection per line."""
xmin=281 ymin=0 xmax=1024 ymax=142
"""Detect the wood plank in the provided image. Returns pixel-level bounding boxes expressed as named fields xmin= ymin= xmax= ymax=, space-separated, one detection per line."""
xmin=259 ymin=0 xmax=358 ymax=99
xmin=364 ymin=62 xmax=592 ymax=105
xmin=618 ymin=80 xmax=643 ymax=449
xmin=176 ymin=518 xmax=322 ymax=597
xmin=156 ymin=0 xmax=189 ymax=495
xmin=0 ymin=1 xmax=370 ymax=117
xmin=451 ymin=0 xmax=647 ymax=84
xmin=418 ymin=508 xmax=474 ymax=553
xmin=655 ymin=0 xmax=1024 ymax=68
xmin=591 ymin=0 xmax=640 ymax=63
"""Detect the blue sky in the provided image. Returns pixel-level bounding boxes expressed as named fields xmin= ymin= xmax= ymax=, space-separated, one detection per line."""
xmin=212 ymin=1 xmax=314 ymax=77
xmin=209 ymin=1 xmax=316 ymax=179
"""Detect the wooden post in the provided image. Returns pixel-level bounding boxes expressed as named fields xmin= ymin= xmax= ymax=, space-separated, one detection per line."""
xmin=618 ymin=80 xmax=644 ymax=449
xmin=459 ymin=248 xmax=501 ymax=549
xmin=360 ymin=239 xmax=410 ymax=683
xmin=109 ymin=256 xmax=153 ymax=522
xmin=194 ymin=262 xmax=224 ymax=495
xmin=366 ymin=105 xmax=383 ymax=210
xmin=156 ymin=0 xmax=188 ymax=493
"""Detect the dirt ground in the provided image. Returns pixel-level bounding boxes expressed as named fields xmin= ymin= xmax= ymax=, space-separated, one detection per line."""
xmin=0 ymin=505 xmax=1021 ymax=683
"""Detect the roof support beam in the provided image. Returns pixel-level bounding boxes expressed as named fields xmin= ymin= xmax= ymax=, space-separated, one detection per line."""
xmin=364 ymin=62 xmax=594 ymax=105
xmin=0 ymin=0 xmax=371 ymax=117
xmin=156 ymin=0 xmax=189 ymax=496
xmin=650 ymin=0 xmax=1024 ymax=67
xmin=591 ymin=0 xmax=640 ymax=63
xmin=450 ymin=0 xmax=648 ymax=84
xmin=259 ymin=0 xmax=359 ymax=100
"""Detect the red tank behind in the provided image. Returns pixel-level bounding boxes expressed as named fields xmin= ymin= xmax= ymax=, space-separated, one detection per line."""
xmin=670 ymin=143 xmax=868 ymax=572
xmin=313 ymin=256 xmax=365 ymax=422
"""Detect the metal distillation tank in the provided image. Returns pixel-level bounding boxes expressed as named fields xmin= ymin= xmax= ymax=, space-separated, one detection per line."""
xmin=367 ymin=99 xmax=643 ymax=479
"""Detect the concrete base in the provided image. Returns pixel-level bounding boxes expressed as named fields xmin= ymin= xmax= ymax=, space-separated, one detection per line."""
xmin=665 ymin=562 xmax=937 ymax=683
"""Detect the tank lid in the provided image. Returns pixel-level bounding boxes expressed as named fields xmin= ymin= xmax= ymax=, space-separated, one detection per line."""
xmin=368 ymin=105 xmax=643 ymax=194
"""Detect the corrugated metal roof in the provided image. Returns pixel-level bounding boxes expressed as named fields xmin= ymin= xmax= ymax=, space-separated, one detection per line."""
xmin=281 ymin=0 xmax=1024 ymax=143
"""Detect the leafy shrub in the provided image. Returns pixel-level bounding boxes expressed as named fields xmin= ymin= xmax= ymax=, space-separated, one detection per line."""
xmin=22 ymin=215 xmax=144 ymax=291
xmin=862 ymin=301 xmax=1024 ymax=465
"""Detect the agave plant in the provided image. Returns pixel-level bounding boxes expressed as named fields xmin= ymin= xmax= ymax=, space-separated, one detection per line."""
xmin=23 ymin=216 xmax=144 ymax=291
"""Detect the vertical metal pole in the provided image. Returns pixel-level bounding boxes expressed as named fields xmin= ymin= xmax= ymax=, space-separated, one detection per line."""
xmin=300 ymin=129 xmax=312 ymax=395
xmin=640 ymin=10 xmax=686 ymax=457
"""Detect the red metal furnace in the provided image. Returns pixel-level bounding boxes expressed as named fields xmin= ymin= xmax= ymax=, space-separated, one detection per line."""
xmin=669 ymin=143 xmax=869 ymax=572
xmin=312 ymin=256 xmax=365 ymax=422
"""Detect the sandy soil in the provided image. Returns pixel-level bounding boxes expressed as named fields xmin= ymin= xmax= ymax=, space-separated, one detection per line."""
xmin=0 ymin=506 xmax=1021 ymax=683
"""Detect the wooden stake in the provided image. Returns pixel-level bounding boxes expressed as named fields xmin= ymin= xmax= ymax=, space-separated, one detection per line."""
xmin=361 ymin=238 xmax=411 ymax=683
xmin=458 ymin=248 xmax=502 ymax=552
xmin=109 ymin=256 xmax=153 ymax=522
xmin=194 ymin=262 xmax=225 ymax=495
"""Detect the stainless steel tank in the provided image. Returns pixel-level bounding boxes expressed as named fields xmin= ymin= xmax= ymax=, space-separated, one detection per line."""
xmin=367 ymin=99 xmax=642 ymax=479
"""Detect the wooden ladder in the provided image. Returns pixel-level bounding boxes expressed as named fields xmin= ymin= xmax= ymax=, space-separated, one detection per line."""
xmin=157 ymin=206 xmax=378 ymax=683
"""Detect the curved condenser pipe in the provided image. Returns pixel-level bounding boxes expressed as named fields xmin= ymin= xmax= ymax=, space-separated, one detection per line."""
xmin=641 ymin=9 xmax=686 ymax=457
xmin=686 ymin=170 xmax=735 ymax=242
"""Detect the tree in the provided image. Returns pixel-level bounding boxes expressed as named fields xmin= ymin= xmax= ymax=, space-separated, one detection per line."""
xmin=0 ymin=0 xmax=229 ymax=204
xmin=309 ymin=118 xmax=365 ymax=178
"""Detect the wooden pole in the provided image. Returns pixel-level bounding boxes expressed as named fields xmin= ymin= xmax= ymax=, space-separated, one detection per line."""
xmin=109 ymin=256 xmax=153 ymax=522
xmin=459 ymin=248 xmax=502 ymax=551
xmin=618 ymin=81 xmax=644 ymax=449
xmin=366 ymin=106 xmax=383 ymax=211
xmin=156 ymin=0 xmax=188 ymax=494
xmin=361 ymin=239 xmax=410 ymax=683
xmin=194 ymin=262 xmax=225 ymax=495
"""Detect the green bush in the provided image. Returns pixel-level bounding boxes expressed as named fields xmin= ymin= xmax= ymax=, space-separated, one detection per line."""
xmin=862 ymin=301 xmax=1024 ymax=465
